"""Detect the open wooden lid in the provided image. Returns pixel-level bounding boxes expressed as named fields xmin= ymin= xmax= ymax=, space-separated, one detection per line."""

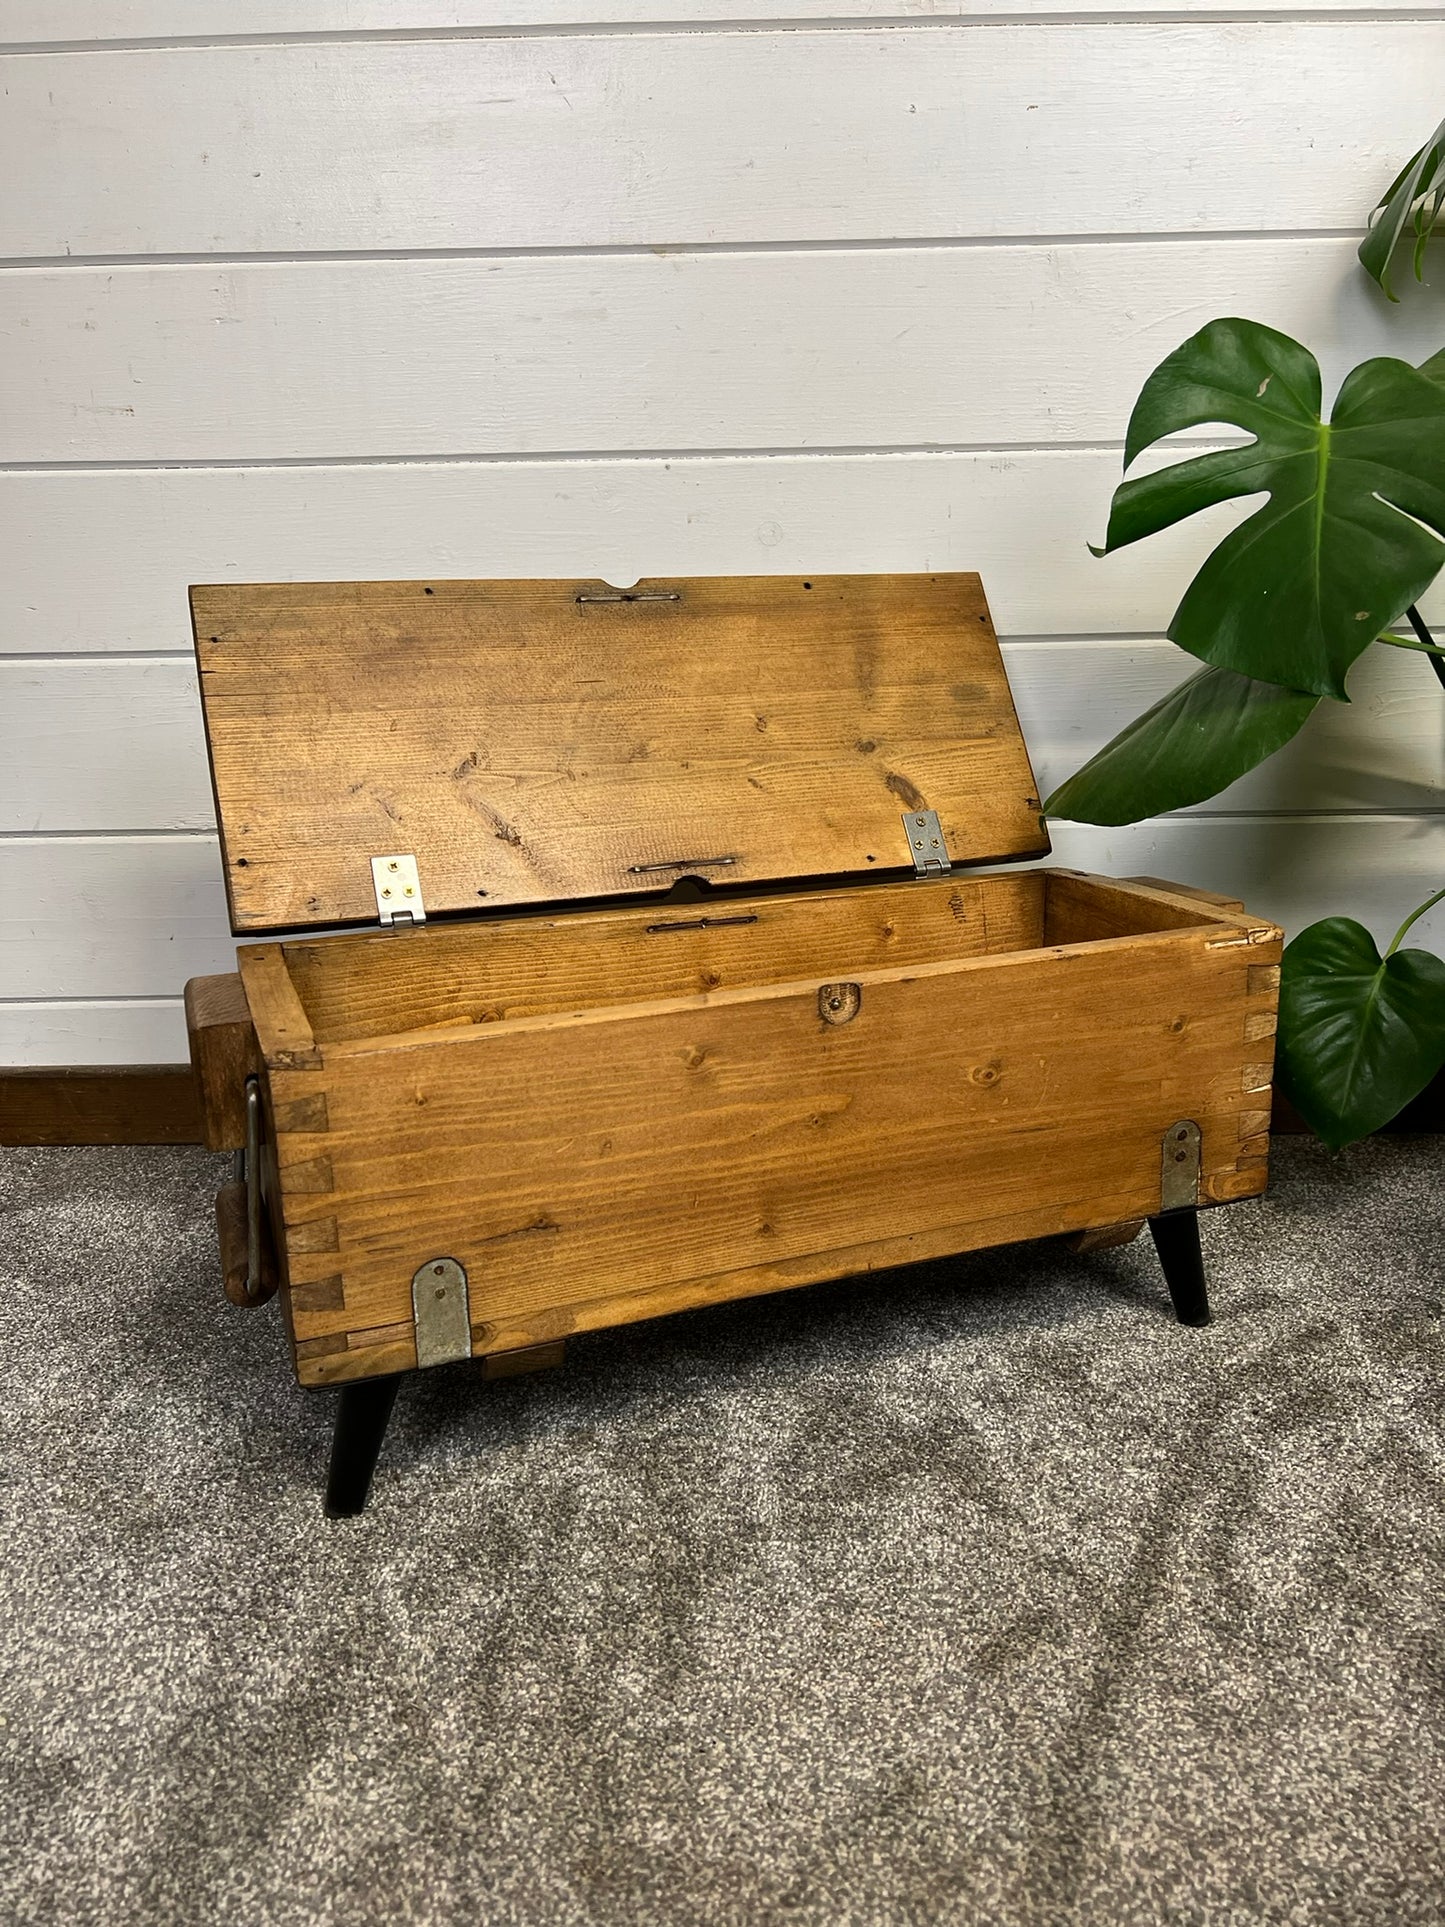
xmin=191 ymin=573 xmax=1049 ymax=933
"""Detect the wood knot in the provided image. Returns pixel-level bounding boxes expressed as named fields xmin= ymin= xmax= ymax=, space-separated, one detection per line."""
xmin=970 ymin=1060 xmax=1003 ymax=1087
xmin=818 ymin=983 xmax=861 ymax=1026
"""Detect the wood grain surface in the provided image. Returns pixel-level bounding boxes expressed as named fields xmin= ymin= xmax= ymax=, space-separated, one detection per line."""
xmin=183 ymin=971 xmax=259 ymax=1150
xmin=194 ymin=574 xmax=1048 ymax=930
xmin=240 ymin=870 xmax=1281 ymax=1385
xmin=283 ymin=873 xmax=1044 ymax=1043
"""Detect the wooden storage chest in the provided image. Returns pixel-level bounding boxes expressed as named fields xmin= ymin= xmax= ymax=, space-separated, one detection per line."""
xmin=185 ymin=574 xmax=1281 ymax=1513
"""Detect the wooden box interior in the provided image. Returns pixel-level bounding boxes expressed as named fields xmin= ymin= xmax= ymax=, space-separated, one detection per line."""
xmin=269 ymin=869 xmax=1227 ymax=1050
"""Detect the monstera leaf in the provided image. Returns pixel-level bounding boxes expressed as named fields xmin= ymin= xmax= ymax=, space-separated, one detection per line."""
xmin=1360 ymin=116 xmax=1445 ymax=299
xmin=1276 ymin=915 xmax=1445 ymax=1150
xmin=1095 ymin=320 xmax=1445 ymax=699
xmin=1045 ymin=665 xmax=1317 ymax=825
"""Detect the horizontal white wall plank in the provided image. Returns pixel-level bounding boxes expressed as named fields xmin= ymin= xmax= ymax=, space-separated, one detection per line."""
xmin=5 ymin=644 xmax=1440 ymax=833
xmin=0 ymin=660 xmax=210 ymax=829
xmin=0 ymin=1000 xmax=190 ymax=1066
xmin=0 ymin=837 xmax=233 ymax=1000
xmin=5 ymin=450 xmax=1441 ymax=657
xmin=4 ymin=820 xmax=1442 ymax=1059
xmin=0 ymin=450 xmax=1254 ymax=653
xmin=7 ymin=25 xmax=1438 ymax=258
xmin=7 ymin=239 xmax=1442 ymax=466
xmin=1048 ymin=816 xmax=1445 ymax=950
xmin=1019 ymin=644 xmax=1445 ymax=817
xmin=3 ymin=5 xmax=1431 ymax=53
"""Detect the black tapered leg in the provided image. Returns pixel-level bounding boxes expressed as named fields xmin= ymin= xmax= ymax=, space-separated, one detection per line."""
xmin=325 ymin=1374 xmax=402 ymax=1516
xmin=1147 ymin=1208 xmax=1211 ymax=1327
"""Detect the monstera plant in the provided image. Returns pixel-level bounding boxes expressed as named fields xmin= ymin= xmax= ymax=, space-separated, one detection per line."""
xmin=1047 ymin=123 xmax=1445 ymax=1151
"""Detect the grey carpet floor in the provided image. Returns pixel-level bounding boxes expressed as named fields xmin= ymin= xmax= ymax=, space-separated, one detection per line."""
xmin=1 ymin=1139 xmax=1442 ymax=1927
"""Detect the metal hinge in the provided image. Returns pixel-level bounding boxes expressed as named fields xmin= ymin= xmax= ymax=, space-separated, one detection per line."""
xmin=371 ymin=853 xmax=426 ymax=926
xmin=232 ymin=1075 xmax=270 ymax=1306
xmin=903 ymin=810 xmax=951 ymax=877
xmin=1160 ymin=1120 xmax=1202 ymax=1210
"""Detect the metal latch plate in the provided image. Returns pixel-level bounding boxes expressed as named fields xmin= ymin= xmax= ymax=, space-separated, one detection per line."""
xmin=903 ymin=809 xmax=951 ymax=876
xmin=371 ymin=853 xmax=426 ymax=925
xmin=412 ymin=1257 xmax=472 ymax=1368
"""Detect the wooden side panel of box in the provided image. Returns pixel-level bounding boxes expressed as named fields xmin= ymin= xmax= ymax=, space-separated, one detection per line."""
xmin=255 ymin=904 xmax=1280 ymax=1388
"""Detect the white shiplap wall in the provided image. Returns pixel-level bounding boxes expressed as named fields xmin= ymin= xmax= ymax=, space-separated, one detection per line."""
xmin=2 ymin=2 xmax=1443 ymax=1064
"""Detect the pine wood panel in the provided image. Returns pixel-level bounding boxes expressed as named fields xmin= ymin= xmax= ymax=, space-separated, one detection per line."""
xmin=193 ymin=574 xmax=1048 ymax=929
xmin=249 ymin=889 xmax=1279 ymax=1382
xmin=7 ymin=26 xmax=1438 ymax=258
xmin=9 ymin=241 xmax=1442 ymax=466
xmin=282 ymin=873 xmax=1045 ymax=1044
xmin=298 ymin=1191 xmax=1185 ymax=1386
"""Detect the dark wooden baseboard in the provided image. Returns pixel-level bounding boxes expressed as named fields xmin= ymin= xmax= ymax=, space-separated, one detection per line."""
xmin=1 ymin=1068 xmax=202 ymax=1147
xmin=2 ymin=1063 xmax=1441 ymax=1148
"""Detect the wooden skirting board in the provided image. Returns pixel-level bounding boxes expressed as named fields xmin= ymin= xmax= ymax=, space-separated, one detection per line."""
xmin=1 ymin=1067 xmax=202 ymax=1147
xmin=4 ymin=1065 xmax=1441 ymax=1148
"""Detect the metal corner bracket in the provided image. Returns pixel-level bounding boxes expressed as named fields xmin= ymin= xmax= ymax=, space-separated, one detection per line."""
xmin=1160 ymin=1120 xmax=1202 ymax=1211
xmin=412 ymin=1257 xmax=472 ymax=1368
